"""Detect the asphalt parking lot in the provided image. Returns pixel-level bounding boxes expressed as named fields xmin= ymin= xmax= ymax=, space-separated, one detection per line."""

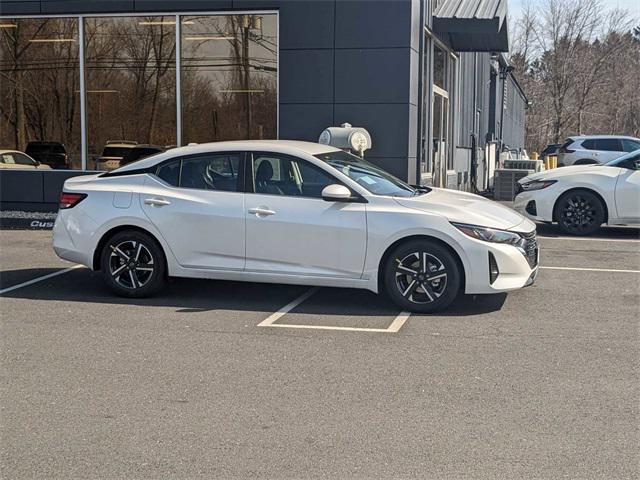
xmin=1 ymin=225 xmax=639 ymax=479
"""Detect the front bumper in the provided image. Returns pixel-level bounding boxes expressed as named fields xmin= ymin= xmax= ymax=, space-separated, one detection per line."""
xmin=463 ymin=229 xmax=539 ymax=295
xmin=514 ymin=189 xmax=557 ymax=223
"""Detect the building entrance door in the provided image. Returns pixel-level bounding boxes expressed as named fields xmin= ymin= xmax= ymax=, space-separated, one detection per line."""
xmin=432 ymin=85 xmax=449 ymax=188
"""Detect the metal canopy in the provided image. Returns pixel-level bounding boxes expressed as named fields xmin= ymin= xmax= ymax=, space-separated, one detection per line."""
xmin=433 ymin=0 xmax=509 ymax=52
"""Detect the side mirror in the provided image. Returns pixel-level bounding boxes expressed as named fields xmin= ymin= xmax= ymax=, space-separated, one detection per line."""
xmin=633 ymin=160 xmax=640 ymax=170
xmin=321 ymin=184 xmax=354 ymax=202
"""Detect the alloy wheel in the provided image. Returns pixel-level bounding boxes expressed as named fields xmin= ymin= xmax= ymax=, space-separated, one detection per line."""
xmin=560 ymin=194 xmax=597 ymax=232
xmin=394 ymin=251 xmax=448 ymax=304
xmin=108 ymin=240 xmax=155 ymax=290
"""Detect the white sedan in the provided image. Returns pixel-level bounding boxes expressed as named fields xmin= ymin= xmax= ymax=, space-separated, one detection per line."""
xmin=514 ymin=150 xmax=640 ymax=235
xmin=53 ymin=140 xmax=538 ymax=312
xmin=0 ymin=150 xmax=51 ymax=169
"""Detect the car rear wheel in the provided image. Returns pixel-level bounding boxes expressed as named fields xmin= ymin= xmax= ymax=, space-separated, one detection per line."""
xmin=555 ymin=190 xmax=605 ymax=236
xmin=100 ymin=230 xmax=166 ymax=297
xmin=383 ymin=240 xmax=461 ymax=313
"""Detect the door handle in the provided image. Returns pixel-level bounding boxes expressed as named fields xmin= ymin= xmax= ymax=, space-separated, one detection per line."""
xmin=248 ymin=207 xmax=276 ymax=217
xmin=144 ymin=197 xmax=171 ymax=206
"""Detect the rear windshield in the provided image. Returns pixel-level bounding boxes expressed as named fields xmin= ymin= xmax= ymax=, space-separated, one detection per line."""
xmin=27 ymin=144 xmax=65 ymax=154
xmin=102 ymin=147 xmax=133 ymax=158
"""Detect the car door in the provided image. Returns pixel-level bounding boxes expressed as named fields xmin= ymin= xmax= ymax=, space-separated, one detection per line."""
xmin=140 ymin=152 xmax=246 ymax=271
xmin=244 ymin=152 xmax=367 ymax=278
xmin=614 ymin=153 xmax=640 ymax=220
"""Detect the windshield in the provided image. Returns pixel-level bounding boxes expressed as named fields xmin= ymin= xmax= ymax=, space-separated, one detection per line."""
xmin=605 ymin=149 xmax=640 ymax=167
xmin=314 ymin=150 xmax=417 ymax=197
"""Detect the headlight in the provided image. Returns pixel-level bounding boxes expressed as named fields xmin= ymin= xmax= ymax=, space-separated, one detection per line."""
xmin=519 ymin=180 xmax=557 ymax=191
xmin=451 ymin=222 xmax=525 ymax=248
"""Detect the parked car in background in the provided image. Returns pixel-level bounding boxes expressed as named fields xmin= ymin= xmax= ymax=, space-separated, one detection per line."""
xmin=25 ymin=141 xmax=69 ymax=169
xmin=0 ymin=150 xmax=52 ymax=170
xmin=514 ymin=149 xmax=640 ymax=235
xmin=120 ymin=145 xmax=165 ymax=166
xmin=540 ymin=143 xmax=561 ymax=157
xmin=53 ymin=140 xmax=538 ymax=313
xmin=95 ymin=141 xmax=137 ymax=171
xmin=557 ymin=135 xmax=640 ymax=166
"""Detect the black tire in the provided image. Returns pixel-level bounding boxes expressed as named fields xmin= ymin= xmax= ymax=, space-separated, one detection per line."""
xmin=554 ymin=189 xmax=605 ymax=236
xmin=383 ymin=239 xmax=461 ymax=313
xmin=100 ymin=230 xmax=167 ymax=297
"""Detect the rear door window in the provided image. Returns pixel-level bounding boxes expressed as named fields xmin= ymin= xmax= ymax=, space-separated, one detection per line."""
xmin=595 ymin=139 xmax=622 ymax=151
xmin=155 ymin=154 xmax=242 ymax=191
xmin=180 ymin=154 xmax=241 ymax=191
xmin=13 ymin=153 xmax=36 ymax=165
xmin=581 ymin=139 xmax=598 ymax=150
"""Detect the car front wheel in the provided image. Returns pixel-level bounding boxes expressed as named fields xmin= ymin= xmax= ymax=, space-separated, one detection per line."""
xmin=383 ymin=240 xmax=461 ymax=313
xmin=555 ymin=190 xmax=605 ymax=236
xmin=100 ymin=230 xmax=167 ymax=297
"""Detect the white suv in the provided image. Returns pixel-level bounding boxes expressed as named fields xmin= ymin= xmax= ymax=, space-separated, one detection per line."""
xmin=557 ymin=135 xmax=640 ymax=166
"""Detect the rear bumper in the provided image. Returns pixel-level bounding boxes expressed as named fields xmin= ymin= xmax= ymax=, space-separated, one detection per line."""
xmin=52 ymin=209 xmax=97 ymax=268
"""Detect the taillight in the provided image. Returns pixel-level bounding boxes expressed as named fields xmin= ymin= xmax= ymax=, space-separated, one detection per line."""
xmin=59 ymin=192 xmax=87 ymax=209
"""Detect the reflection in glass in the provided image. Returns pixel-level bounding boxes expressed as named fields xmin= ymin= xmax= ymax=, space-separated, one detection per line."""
xmin=434 ymin=45 xmax=446 ymax=89
xmin=0 ymin=18 xmax=81 ymax=168
xmin=181 ymin=14 xmax=277 ymax=144
xmin=84 ymin=16 xmax=176 ymax=169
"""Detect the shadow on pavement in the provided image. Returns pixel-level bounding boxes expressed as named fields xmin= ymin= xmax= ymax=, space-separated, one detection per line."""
xmin=1 ymin=267 xmax=509 ymax=317
xmin=536 ymin=223 xmax=640 ymax=239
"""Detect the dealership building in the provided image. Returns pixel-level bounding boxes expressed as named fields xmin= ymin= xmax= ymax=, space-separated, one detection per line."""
xmin=0 ymin=0 xmax=527 ymax=209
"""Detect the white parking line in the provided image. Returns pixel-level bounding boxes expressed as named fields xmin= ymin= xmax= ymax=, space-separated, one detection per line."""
xmin=540 ymin=266 xmax=640 ymax=274
xmin=257 ymin=287 xmax=320 ymax=327
xmin=0 ymin=264 xmax=84 ymax=295
xmin=258 ymin=287 xmax=411 ymax=333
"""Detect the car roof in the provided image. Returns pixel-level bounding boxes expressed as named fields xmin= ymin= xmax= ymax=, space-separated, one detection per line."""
xmin=568 ymin=135 xmax=639 ymax=141
xmin=113 ymin=140 xmax=341 ymax=173
xmin=104 ymin=143 xmax=137 ymax=148
xmin=0 ymin=149 xmax=26 ymax=155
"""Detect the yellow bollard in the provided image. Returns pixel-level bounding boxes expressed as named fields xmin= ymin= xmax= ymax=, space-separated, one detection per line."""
xmin=544 ymin=156 xmax=550 ymax=170
xmin=550 ymin=155 xmax=557 ymax=169
xmin=531 ymin=152 xmax=539 ymax=160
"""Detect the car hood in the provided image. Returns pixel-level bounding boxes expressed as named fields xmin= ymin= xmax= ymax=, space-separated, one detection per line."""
xmin=394 ymin=188 xmax=534 ymax=232
xmin=521 ymin=164 xmax=606 ymax=182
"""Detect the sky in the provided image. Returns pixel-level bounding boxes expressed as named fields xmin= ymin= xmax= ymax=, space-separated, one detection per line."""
xmin=509 ymin=0 xmax=640 ymax=20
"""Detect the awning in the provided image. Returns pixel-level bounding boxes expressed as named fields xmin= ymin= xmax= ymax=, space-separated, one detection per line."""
xmin=433 ymin=0 xmax=509 ymax=52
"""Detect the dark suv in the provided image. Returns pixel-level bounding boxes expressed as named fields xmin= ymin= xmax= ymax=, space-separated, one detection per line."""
xmin=25 ymin=141 xmax=70 ymax=169
xmin=120 ymin=145 xmax=165 ymax=166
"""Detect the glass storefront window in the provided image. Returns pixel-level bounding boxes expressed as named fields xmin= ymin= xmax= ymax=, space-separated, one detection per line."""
xmin=84 ymin=16 xmax=177 ymax=170
xmin=0 ymin=12 xmax=277 ymax=171
xmin=0 ymin=18 xmax=81 ymax=169
xmin=434 ymin=45 xmax=446 ymax=90
xmin=181 ymin=14 xmax=277 ymax=144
